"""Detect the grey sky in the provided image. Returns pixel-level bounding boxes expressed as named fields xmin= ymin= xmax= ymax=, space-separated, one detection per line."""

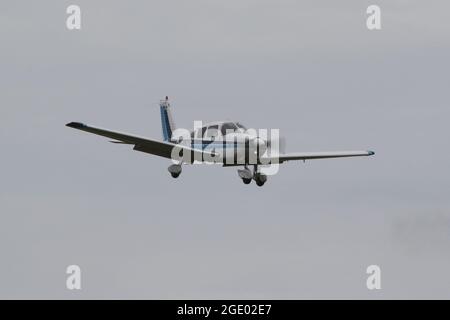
xmin=1 ymin=0 xmax=449 ymax=298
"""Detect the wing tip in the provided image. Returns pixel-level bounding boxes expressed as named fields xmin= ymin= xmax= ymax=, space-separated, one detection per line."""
xmin=66 ymin=122 xmax=86 ymax=129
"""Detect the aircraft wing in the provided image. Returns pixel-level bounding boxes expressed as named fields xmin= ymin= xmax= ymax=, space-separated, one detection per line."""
xmin=66 ymin=122 xmax=214 ymax=162
xmin=262 ymin=150 xmax=375 ymax=163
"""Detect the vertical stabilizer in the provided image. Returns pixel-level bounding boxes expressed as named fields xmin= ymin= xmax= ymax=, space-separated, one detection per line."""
xmin=160 ymin=96 xmax=176 ymax=141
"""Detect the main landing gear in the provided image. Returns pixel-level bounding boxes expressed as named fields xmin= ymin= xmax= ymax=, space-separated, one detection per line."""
xmin=168 ymin=164 xmax=182 ymax=178
xmin=237 ymin=165 xmax=267 ymax=187
xmin=254 ymin=172 xmax=267 ymax=186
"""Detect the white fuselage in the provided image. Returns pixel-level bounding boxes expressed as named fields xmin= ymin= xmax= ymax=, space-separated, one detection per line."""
xmin=172 ymin=121 xmax=267 ymax=165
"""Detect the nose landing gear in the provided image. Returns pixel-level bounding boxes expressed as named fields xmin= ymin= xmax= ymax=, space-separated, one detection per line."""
xmin=238 ymin=166 xmax=253 ymax=184
xmin=237 ymin=165 xmax=267 ymax=186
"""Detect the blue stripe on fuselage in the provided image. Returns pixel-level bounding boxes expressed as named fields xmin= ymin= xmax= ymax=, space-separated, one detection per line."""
xmin=190 ymin=141 xmax=244 ymax=151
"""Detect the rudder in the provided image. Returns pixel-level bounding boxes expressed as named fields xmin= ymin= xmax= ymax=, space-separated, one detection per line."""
xmin=160 ymin=96 xmax=176 ymax=141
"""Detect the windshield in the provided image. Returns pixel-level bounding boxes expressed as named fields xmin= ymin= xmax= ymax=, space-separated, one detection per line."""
xmin=235 ymin=122 xmax=246 ymax=130
xmin=221 ymin=122 xmax=239 ymax=135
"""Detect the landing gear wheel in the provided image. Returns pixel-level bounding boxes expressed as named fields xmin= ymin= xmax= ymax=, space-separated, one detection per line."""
xmin=238 ymin=167 xmax=253 ymax=184
xmin=255 ymin=179 xmax=265 ymax=187
xmin=168 ymin=164 xmax=182 ymax=179
xmin=254 ymin=172 xmax=267 ymax=187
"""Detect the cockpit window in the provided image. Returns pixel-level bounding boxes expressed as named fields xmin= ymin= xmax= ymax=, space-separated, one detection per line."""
xmin=221 ymin=122 xmax=239 ymax=136
xmin=235 ymin=123 xmax=246 ymax=130
xmin=204 ymin=125 xmax=220 ymax=139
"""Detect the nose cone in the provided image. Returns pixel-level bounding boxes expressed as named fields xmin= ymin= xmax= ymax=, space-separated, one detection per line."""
xmin=251 ymin=137 xmax=267 ymax=155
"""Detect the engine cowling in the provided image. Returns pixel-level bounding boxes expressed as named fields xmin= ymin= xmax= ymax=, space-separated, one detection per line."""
xmin=251 ymin=137 xmax=267 ymax=157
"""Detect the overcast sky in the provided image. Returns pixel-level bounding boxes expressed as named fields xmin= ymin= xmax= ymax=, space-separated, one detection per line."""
xmin=1 ymin=0 xmax=450 ymax=299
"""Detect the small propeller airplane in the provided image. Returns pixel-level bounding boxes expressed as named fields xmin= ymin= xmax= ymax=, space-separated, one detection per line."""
xmin=66 ymin=96 xmax=374 ymax=186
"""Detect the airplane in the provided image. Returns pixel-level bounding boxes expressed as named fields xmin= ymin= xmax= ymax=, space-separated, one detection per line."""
xmin=66 ymin=96 xmax=374 ymax=186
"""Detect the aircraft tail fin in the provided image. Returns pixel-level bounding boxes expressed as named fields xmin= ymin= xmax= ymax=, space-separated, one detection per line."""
xmin=159 ymin=96 xmax=176 ymax=141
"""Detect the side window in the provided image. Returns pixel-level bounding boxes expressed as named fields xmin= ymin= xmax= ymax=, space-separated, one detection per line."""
xmin=221 ymin=123 xmax=237 ymax=136
xmin=200 ymin=126 xmax=208 ymax=138
xmin=192 ymin=128 xmax=203 ymax=139
xmin=204 ymin=125 xmax=220 ymax=139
